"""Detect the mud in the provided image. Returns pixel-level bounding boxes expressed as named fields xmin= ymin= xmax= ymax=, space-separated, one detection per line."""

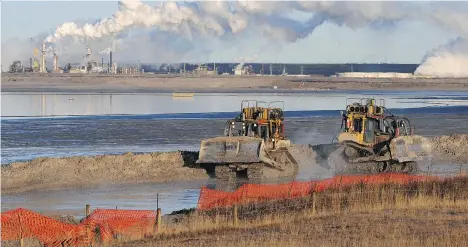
xmin=2 ymin=135 xmax=468 ymax=195
xmin=1 ymin=151 xmax=208 ymax=195
xmin=431 ymin=134 xmax=468 ymax=164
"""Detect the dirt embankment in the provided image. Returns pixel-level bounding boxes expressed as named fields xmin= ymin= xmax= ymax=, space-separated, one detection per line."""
xmin=1 ymin=151 xmax=208 ymax=195
xmin=2 ymin=74 xmax=468 ymax=92
xmin=430 ymin=134 xmax=468 ymax=164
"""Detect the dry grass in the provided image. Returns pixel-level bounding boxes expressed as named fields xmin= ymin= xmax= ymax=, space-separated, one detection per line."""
xmin=114 ymin=176 xmax=468 ymax=247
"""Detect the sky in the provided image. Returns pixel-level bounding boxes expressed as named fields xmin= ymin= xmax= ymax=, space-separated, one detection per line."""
xmin=0 ymin=1 xmax=462 ymax=65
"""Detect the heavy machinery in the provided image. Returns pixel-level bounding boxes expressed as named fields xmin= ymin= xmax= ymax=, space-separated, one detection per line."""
xmin=328 ymin=98 xmax=432 ymax=173
xmin=196 ymin=100 xmax=298 ymax=183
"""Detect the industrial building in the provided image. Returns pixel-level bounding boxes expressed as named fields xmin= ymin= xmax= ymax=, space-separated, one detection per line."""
xmin=335 ymin=72 xmax=414 ymax=78
xmin=192 ymin=64 xmax=217 ymax=75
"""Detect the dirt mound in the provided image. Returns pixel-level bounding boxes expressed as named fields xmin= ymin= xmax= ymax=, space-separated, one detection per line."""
xmin=1 ymin=151 xmax=208 ymax=195
xmin=430 ymin=134 xmax=468 ymax=164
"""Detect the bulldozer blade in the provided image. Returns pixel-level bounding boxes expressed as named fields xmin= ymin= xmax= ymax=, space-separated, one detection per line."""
xmin=196 ymin=136 xmax=297 ymax=173
xmin=196 ymin=136 xmax=264 ymax=164
xmin=390 ymin=135 xmax=433 ymax=163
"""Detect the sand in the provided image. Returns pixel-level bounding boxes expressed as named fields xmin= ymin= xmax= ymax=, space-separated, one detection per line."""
xmin=2 ymin=74 xmax=468 ymax=92
xmin=431 ymin=134 xmax=468 ymax=164
xmin=1 ymin=151 xmax=208 ymax=195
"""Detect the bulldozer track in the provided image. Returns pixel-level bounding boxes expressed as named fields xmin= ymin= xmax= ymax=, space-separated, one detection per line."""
xmin=247 ymin=163 xmax=264 ymax=183
xmin=215 ymin=166 xmax=236 ymax=181
xmin=328 ymin=146 xmax=420 ymax=174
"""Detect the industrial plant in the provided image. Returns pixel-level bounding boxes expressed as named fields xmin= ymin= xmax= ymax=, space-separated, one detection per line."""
xmin=3 ymin=41 xmax=436 ymax=78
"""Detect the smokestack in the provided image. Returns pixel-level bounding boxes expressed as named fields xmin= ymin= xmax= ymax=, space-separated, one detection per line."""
xmin=102 ymin=57 xmax=104 ymax=68
xmin=53 ymin=54 xmax=58 ymax=72
xmin=109 ymin=51 xmax=113 ymax=73
xmin=30 ymin=58 xmax=33 ymax=70
xmin=41 ymin=41 xmax=46 ymax=73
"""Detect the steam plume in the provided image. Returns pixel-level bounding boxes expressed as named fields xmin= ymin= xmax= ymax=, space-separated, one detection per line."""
xmin=4 ymin=1 xmax=468 ymax=77
xmin=415 ymin=38 xmax=468 ymax=77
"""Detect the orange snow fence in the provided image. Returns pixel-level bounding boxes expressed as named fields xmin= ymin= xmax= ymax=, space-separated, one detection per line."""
xmin=197 ymin=173 xmax=436 ymax=210
xmin=1 ymin=208 xmax=157 ymax=246
xmin=1 ymin=208 xmax=84 ymax=246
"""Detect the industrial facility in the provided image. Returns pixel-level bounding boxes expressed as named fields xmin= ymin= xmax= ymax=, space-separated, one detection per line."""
xmin=4 ymin=42 xmax=433 ymax=78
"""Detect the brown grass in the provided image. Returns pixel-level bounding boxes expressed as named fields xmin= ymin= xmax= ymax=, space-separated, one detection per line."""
xmin=113 ymin=176 xmax=468 ymax=247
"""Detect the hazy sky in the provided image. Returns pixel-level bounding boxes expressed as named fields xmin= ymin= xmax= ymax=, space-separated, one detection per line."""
xmin=0 ymin=1 xmax=460 ymax=64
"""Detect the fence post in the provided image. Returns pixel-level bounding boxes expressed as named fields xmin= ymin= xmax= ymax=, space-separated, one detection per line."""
xmin=85 ymin=204 xmax=91 ymax=217
xmin=233 ymin=204 xmax=238 ymax=226
xmin=432 ymin=182 xmax=436 ymax=198
xmin=311 ymin=191 xmax=317 ymax=215
xmin=156 ymin=208 xmax=162 ymax=232
xmin=18 ymin=211 xmax=24 ymax=247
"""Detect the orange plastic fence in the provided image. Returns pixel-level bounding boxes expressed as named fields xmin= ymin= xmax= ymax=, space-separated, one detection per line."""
xmin=1 ymin=208 xmax=157 ymax=246
xmin=1 ymin=208 xmax=81 ymax=246
xmin=81 ymin=209 xmax=156 ymax=243
xmin=197 ymin=173 xmax=436 ymax=210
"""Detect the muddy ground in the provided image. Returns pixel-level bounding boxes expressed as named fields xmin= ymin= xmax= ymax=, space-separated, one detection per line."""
xmin=2 ymin=134 xmax=467 ymax=195
xmin=2 ymin=74 xmax=468 ymax=92
xmin=1 ymin=151 xmax=207 ymax=194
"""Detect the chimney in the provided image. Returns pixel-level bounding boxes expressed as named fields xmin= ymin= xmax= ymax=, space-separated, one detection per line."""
xmin=109 ymin=51 xmax=113 ymax=73
xmin=41 ymin=41 xmax=46 ymax=73
xmin=53 ymin=54 xmax=58 ymax=72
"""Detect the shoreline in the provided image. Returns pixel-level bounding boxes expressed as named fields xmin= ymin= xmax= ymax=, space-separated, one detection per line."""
xmin=2 ymin=74 xmax=468 ymax=93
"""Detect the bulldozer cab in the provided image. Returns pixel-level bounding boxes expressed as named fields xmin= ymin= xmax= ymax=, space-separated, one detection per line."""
xmin=338 ymin=98 xmax=413 ymax=147
xmin=225 ymin=100 xmax=286 ymax=145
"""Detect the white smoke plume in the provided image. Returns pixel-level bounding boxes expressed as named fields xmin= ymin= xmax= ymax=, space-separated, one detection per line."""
xmin=4 ymin=1 xmax=468 ymax=76
xmin=98 ymin=47 xmax=112 ymax=55
xmin=46 ymin=1 xmax=414 ymax=44
xmin=415 ymin=38 xmax=468 ymax=77
xmin=234 ymin=54 xmax=259 ymax=63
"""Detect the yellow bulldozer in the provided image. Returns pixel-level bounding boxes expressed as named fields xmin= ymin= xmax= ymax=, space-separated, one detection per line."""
xmin=196 ymin=100 xmax=298 ymax=183
xmin=328 ymin=98 xmax=432 ymax=173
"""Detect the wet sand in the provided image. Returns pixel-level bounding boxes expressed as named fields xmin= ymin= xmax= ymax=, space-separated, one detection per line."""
xmin=2 ymin=74 xmax=468 ymax=93
xmin=1 ymin=151 xmax=208 ymax=195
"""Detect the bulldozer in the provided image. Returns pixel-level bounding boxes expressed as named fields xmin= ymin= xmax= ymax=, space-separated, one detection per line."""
xmin=196 ymin=100 xmax=298 ymax=183
xmin=328 ymin=98 xmax=432 ymax=173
